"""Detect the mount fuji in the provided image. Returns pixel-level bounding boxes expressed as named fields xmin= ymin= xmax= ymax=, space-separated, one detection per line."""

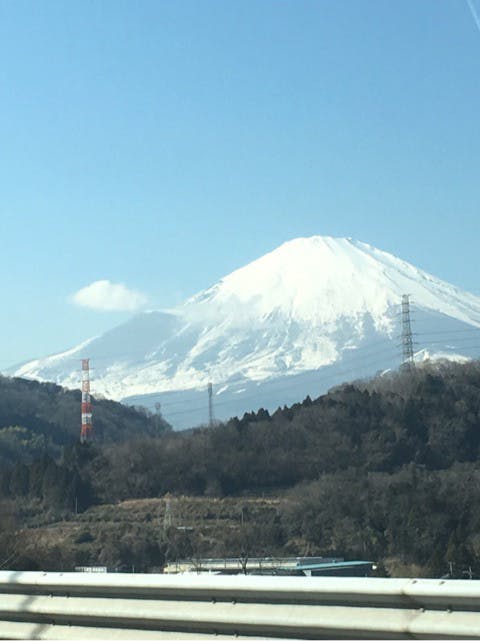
xmin=8 ymin=237 xmax=480 ymax=428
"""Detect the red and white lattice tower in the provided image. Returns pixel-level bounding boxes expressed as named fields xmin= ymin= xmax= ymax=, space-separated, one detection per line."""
xmin=80 ymin=358 xmax=93 ymax=443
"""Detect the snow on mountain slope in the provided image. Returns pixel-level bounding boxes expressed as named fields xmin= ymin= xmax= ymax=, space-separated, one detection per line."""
xmin=185 ymin=237 xmax=479 ymax=326
xmin=8 ymin=236 xmax=480 ymax=427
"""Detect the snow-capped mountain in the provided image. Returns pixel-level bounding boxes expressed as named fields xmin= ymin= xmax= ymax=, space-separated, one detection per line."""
xmin=9 ymin=237 xmax=480 ymax=428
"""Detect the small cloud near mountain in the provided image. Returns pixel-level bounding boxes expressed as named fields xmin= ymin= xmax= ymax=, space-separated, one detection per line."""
xmin=70 ymin=280 xmax=148 ymax=312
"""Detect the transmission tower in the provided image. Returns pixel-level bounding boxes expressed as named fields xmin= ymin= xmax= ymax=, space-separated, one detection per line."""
xmin=80 ymin=359 xmax=93 ymax=443
xmin=401 ymin=295 xmax=415 ymax=370
xmin=208 ymin=382 xmax=214 ymax=427
xmin=163 ymin=498 xmax=172 ymax=536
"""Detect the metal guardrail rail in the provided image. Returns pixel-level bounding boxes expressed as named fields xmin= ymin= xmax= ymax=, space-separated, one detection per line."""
xmin=1 ymin=571 xmax=480 ymax=639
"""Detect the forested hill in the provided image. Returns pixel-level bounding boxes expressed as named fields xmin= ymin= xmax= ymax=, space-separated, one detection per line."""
xmin=0 ymin=376 xmax=170 ymax=464
xmin=3 ymin=359 xmax=480 ymax=477
xmin=2 ymin=361 xmax=480 ymax=575
xmin=94 ymin=359 xmax=480 ymax=499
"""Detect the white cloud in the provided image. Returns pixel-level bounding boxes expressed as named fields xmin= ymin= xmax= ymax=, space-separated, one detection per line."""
xmin=71 ymin=280 xmax=148 ymax=312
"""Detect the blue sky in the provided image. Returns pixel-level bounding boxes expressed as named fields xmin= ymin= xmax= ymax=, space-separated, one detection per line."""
xmin=1 ymin=0 xmax=479 ymax=366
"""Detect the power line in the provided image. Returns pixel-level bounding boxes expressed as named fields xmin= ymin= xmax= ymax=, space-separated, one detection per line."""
xmin=163 ymin=348 xmax=401 ymax=420
xmin=421 ymin=336 xmax=480 ymax=345
xmin=6 ymin=304 xmax=480 ymax=426
xmin=137 ymin=342 xmax=400 ymax=413
xmin=466 ymin=0 xmax=480 ymax=36
xmin=417 ymin=327 xmax=480 ymax=336
xmin=421 ymin=343 xmax=480 ymax=351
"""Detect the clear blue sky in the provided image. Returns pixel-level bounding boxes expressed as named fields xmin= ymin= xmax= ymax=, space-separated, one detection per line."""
xmin=1 ymin=0 xmax=479 ymax=366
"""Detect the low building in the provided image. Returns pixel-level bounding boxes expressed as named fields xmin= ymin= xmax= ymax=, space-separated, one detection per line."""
xmin=163 ymin=556 xmax=374 ymax=576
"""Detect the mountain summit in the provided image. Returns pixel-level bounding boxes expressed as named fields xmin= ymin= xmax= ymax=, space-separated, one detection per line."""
xmin=184 ymin=236 xmax=480 ymax=325
xmin=10 ymin=237 xmax=480 ymax=427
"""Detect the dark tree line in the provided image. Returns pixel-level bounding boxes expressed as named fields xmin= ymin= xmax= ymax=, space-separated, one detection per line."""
xmin=2 ymin=360 xmax=480 ymax=575
xmin=83 ymin=361 xmax=480 ymax=500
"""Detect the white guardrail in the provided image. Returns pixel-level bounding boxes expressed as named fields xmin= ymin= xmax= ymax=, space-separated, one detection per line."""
xmin=1 ymin=571 xmax=480 ymax=639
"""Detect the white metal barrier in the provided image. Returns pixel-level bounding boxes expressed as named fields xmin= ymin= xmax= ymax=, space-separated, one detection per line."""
xmin=1 ymin=571 xmax=480 ymax=639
